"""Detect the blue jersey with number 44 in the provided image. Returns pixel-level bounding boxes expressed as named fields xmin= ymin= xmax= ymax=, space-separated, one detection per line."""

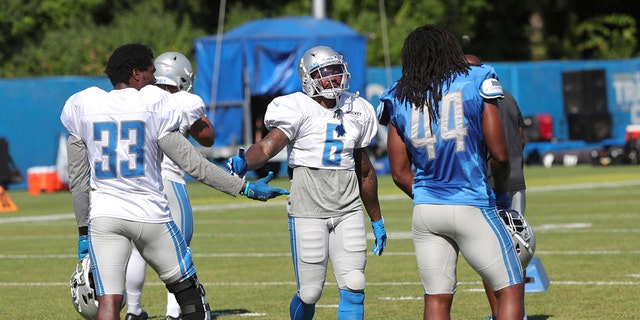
xmin=379 ymin=65 xmax=501 ymax=207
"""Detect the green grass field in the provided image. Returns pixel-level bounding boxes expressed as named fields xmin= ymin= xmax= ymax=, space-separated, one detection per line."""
xmin=1 ymin=164 xmax=639 ymax=319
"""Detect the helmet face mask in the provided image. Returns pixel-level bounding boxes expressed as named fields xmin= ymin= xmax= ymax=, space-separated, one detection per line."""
xmin=498 ymin=208 xmax=536 ymax=268
xmin=154 ymin=52 xmax=195 ymax=93
xmin=298 ymin=46 xmax=350 ymax=99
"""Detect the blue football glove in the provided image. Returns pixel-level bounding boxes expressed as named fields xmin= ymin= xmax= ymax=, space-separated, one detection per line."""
xmin=78 ymin=235 xmax=89 ymax=260
xmin=242 ymin=171 xmax=290 ymax=202
xmin=495 ymin=192 xmax=511 ymax=210
xmin=371 ymin=218 xmax=387 ymax=256
xmin=227 ymin=148 xmax=248 ymax=178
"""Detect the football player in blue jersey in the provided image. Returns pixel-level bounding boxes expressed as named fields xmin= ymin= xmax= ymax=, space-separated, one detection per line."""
xmin=377 ymin=25 xmax=524 ymax=320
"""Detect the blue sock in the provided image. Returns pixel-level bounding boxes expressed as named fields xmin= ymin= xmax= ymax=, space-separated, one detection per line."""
xmin=337 ymin=289 xmax=364 ymax=320
xmin=290 ymin=293 xmax=315 ymax=320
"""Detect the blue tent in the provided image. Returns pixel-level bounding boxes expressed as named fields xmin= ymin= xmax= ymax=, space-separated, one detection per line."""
xmin=193 ymin=16 xmax=367 ymax=155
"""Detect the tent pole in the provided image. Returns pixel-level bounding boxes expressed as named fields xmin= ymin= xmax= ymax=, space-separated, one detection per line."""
xmin=242 ymin=63 xmax=252 ymax=147
xmin=313 ymin=0 xmax=325 ymax=19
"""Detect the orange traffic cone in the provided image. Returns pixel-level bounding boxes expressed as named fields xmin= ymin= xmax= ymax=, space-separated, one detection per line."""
xmin=0 ymin=186 xmax=18 ymax=212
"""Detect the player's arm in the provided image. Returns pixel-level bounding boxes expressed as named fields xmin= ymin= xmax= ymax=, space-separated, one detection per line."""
xmin=355 ymin=148 xmax=387 ymax=256
xmin=483 ymin=100 xmax=510 ymax=195
xmin=387 ymin=123 xmax=414 ymax=198
xmin=159 ymin=131 xmax=289 ymax=200
xmin=67 ymin=135 xmax=91 ymax=260
xmin=67 ymin=135 xmax=90 ymax=236
xmin=189 ymin=116 xmax=214 ymax=147
xmin=244 ymin=127 xmax=289 ymax=171
xmin=160 ymin=131 xmax=244 ymax=195
xmin=355 ymin=149 xmax=381 ymax=221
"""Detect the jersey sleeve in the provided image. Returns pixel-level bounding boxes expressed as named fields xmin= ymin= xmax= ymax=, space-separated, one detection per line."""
xmin=263 ymin=95 xmax=303 ymax=140
xmin=60 ymin=95 xmax=81 ymax=137
xmin=376 ymin=83 xmax=398 ymax=126
xmin=158 ymin=95 xmax=184 ymax=140
xmin=475 ymin=65 xmax=504 ymax=99
xmin=174 ymin=92 xmax=207 ymax=131
xmin=355 ymin=98 xmax=379 ymax=149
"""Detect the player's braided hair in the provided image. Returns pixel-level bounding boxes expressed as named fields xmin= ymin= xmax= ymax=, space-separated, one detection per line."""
xmin=393 ymin=24 xmax=469 ymax=123
xmin=104 ymin=43 xmax=154 ymax=87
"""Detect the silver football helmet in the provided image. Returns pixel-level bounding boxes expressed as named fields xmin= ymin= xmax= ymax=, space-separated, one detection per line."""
xmin=70 ymin=256 xmax=126 ymax=319
xmin=498 ymin=208 xmax=537 ymax=268
xmin=154 ymin=51 xmax=195 ymax=93
xmin=298 ymin=46 xmax=350 ymax=99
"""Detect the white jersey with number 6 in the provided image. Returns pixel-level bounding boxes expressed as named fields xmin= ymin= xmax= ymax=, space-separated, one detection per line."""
xmin=264 ymin=91 xmax=377 ymax=171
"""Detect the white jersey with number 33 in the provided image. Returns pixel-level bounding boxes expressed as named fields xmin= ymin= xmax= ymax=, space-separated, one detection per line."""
xmin=60 ymin=85 xmax=182 ymax=223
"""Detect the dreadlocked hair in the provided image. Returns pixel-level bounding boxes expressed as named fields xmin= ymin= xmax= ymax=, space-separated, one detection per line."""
xmin=393 ymin=24 xmax=470 ymax=123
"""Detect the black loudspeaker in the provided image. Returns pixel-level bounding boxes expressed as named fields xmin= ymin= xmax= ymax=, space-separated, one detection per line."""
xmin=563 ymin=69 xmax=611 ymax=141
xmin=567 ymin=113 xmax=612 ymax=142
xmin=562 ymin=69 xmax=608 ymax=115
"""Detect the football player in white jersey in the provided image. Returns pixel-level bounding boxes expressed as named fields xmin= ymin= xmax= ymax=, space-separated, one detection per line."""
xmin=124 ymin=52 xmax=214 ymax=320
xmin=227 ymin=46 xmax=387 ymax=320
xmin=62 ymin=43 xmax=289 ymax=320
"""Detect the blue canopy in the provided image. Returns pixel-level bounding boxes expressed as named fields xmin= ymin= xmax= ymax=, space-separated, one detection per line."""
xmin=193 ymin=16 xmax=367 ymax=148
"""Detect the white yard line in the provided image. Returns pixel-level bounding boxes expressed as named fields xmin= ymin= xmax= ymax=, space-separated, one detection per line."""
xmin=3 ymin=179 xmax=640 ymax=224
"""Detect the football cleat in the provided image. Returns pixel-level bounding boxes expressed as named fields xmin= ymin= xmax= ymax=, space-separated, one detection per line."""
xmin=125 ymin=311 xmax=149 ymax=320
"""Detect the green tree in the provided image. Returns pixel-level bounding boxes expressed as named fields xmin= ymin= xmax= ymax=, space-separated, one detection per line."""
xmin=0 ymin=0 xmax=639 ymax=77
xmin=1 ymin=0 xmax=204 ymax=77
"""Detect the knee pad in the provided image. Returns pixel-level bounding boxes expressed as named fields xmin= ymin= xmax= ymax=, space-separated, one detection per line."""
xmin=290 ymin=293 xmax=316 ymax=320
xmin=338 ymin=289 xmax=364 ymax=319
xmin=166 ymin=275 xmax=210 ymax=320
xmin=298 ymin=286 xmax=323 ymax=304
xmin=344 ymin=270 xmax=365 ymax=291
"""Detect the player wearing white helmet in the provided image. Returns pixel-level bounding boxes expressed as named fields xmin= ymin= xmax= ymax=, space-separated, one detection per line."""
xmin=124 ymin=51 xmax=215 ymax=320
xmin=63 ymin=43 xmax=289 ymax=320
xmin=154 ymin=51 xmax=195 ymax=93
xmin=227 ymin=45 xmax=387 ymax=320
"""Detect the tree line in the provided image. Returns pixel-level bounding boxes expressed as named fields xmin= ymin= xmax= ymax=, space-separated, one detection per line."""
xmin=0 ymin=0 xmax=637 ymax=77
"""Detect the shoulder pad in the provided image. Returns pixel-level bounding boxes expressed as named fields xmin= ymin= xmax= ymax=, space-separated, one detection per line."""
xmin=479 ymin=78 xmax=504 ymax=99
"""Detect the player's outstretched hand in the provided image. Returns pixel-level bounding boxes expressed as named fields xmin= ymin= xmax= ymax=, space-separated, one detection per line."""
xmin=78 ymin=235 xmax=89 ymax=261
xmin=227 ymin=148 xmax=248 ymax=178
xmin=371 ymin=218 xmax=387 ymax=256
xmin=243 ymin=171 xmax=289 ymax=202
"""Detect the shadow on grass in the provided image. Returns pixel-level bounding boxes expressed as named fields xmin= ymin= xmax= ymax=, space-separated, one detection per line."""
xmin=529 ymin=315 xmax=552 ymax=320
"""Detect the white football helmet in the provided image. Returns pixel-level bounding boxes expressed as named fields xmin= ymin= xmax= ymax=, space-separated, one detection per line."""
xmin=70 ymin=256 xmax=126 ymax=319
xmin=154 ymin=51 xmax=195 ymax=93
xmin=498 ymin=208 xmax=537 ymax=268
xmin=70 ymin=256 xmax=98 ymax=319
xmin=298 ymin=46 xmax=350 ymax=99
